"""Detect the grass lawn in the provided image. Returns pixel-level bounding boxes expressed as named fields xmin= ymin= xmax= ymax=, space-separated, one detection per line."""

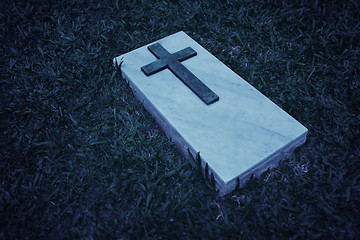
xmin=1 ymin=0 xmax=359 ymax=239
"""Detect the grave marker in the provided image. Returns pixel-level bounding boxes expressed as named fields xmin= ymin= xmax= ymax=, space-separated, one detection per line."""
xmin=113 ymin=31 xmax=308 ymax=196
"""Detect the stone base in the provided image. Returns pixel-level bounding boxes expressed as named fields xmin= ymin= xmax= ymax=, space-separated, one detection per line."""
xmin=113 ymin=31 xmax=308 ymax=196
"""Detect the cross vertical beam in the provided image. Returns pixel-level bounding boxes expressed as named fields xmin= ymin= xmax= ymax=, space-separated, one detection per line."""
xmin=141 ymin=43 xmax=219 ymax=105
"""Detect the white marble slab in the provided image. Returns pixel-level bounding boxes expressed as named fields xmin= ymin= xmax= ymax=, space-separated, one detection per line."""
xmin=113 ymin=31 xmax=308 ymax=196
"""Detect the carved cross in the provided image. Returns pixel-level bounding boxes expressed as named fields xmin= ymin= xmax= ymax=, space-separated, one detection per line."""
xmin=141 ymin=43 xmax=219 ymax=105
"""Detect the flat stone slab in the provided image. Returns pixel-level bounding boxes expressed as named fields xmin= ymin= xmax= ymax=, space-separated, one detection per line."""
xmin=113 ymin=31 xmax=308 ymax=196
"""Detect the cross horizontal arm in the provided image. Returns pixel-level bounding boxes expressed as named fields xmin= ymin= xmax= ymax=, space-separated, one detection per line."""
xmin=172 ymin=47 xmax=197 ymax=61
xmin=141 ymin=58 xmax=168 ymax=76
xmin=141 ymin=46 xmax=198 ymax=76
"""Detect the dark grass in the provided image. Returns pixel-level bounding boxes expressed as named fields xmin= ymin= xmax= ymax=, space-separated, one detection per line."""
xmin=1 ymin=0 xmax=359 ymax=239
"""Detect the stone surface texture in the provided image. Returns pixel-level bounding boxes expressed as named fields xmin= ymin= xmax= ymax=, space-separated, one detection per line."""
xmin=113 ymin=31 xmax=308 ymax=196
